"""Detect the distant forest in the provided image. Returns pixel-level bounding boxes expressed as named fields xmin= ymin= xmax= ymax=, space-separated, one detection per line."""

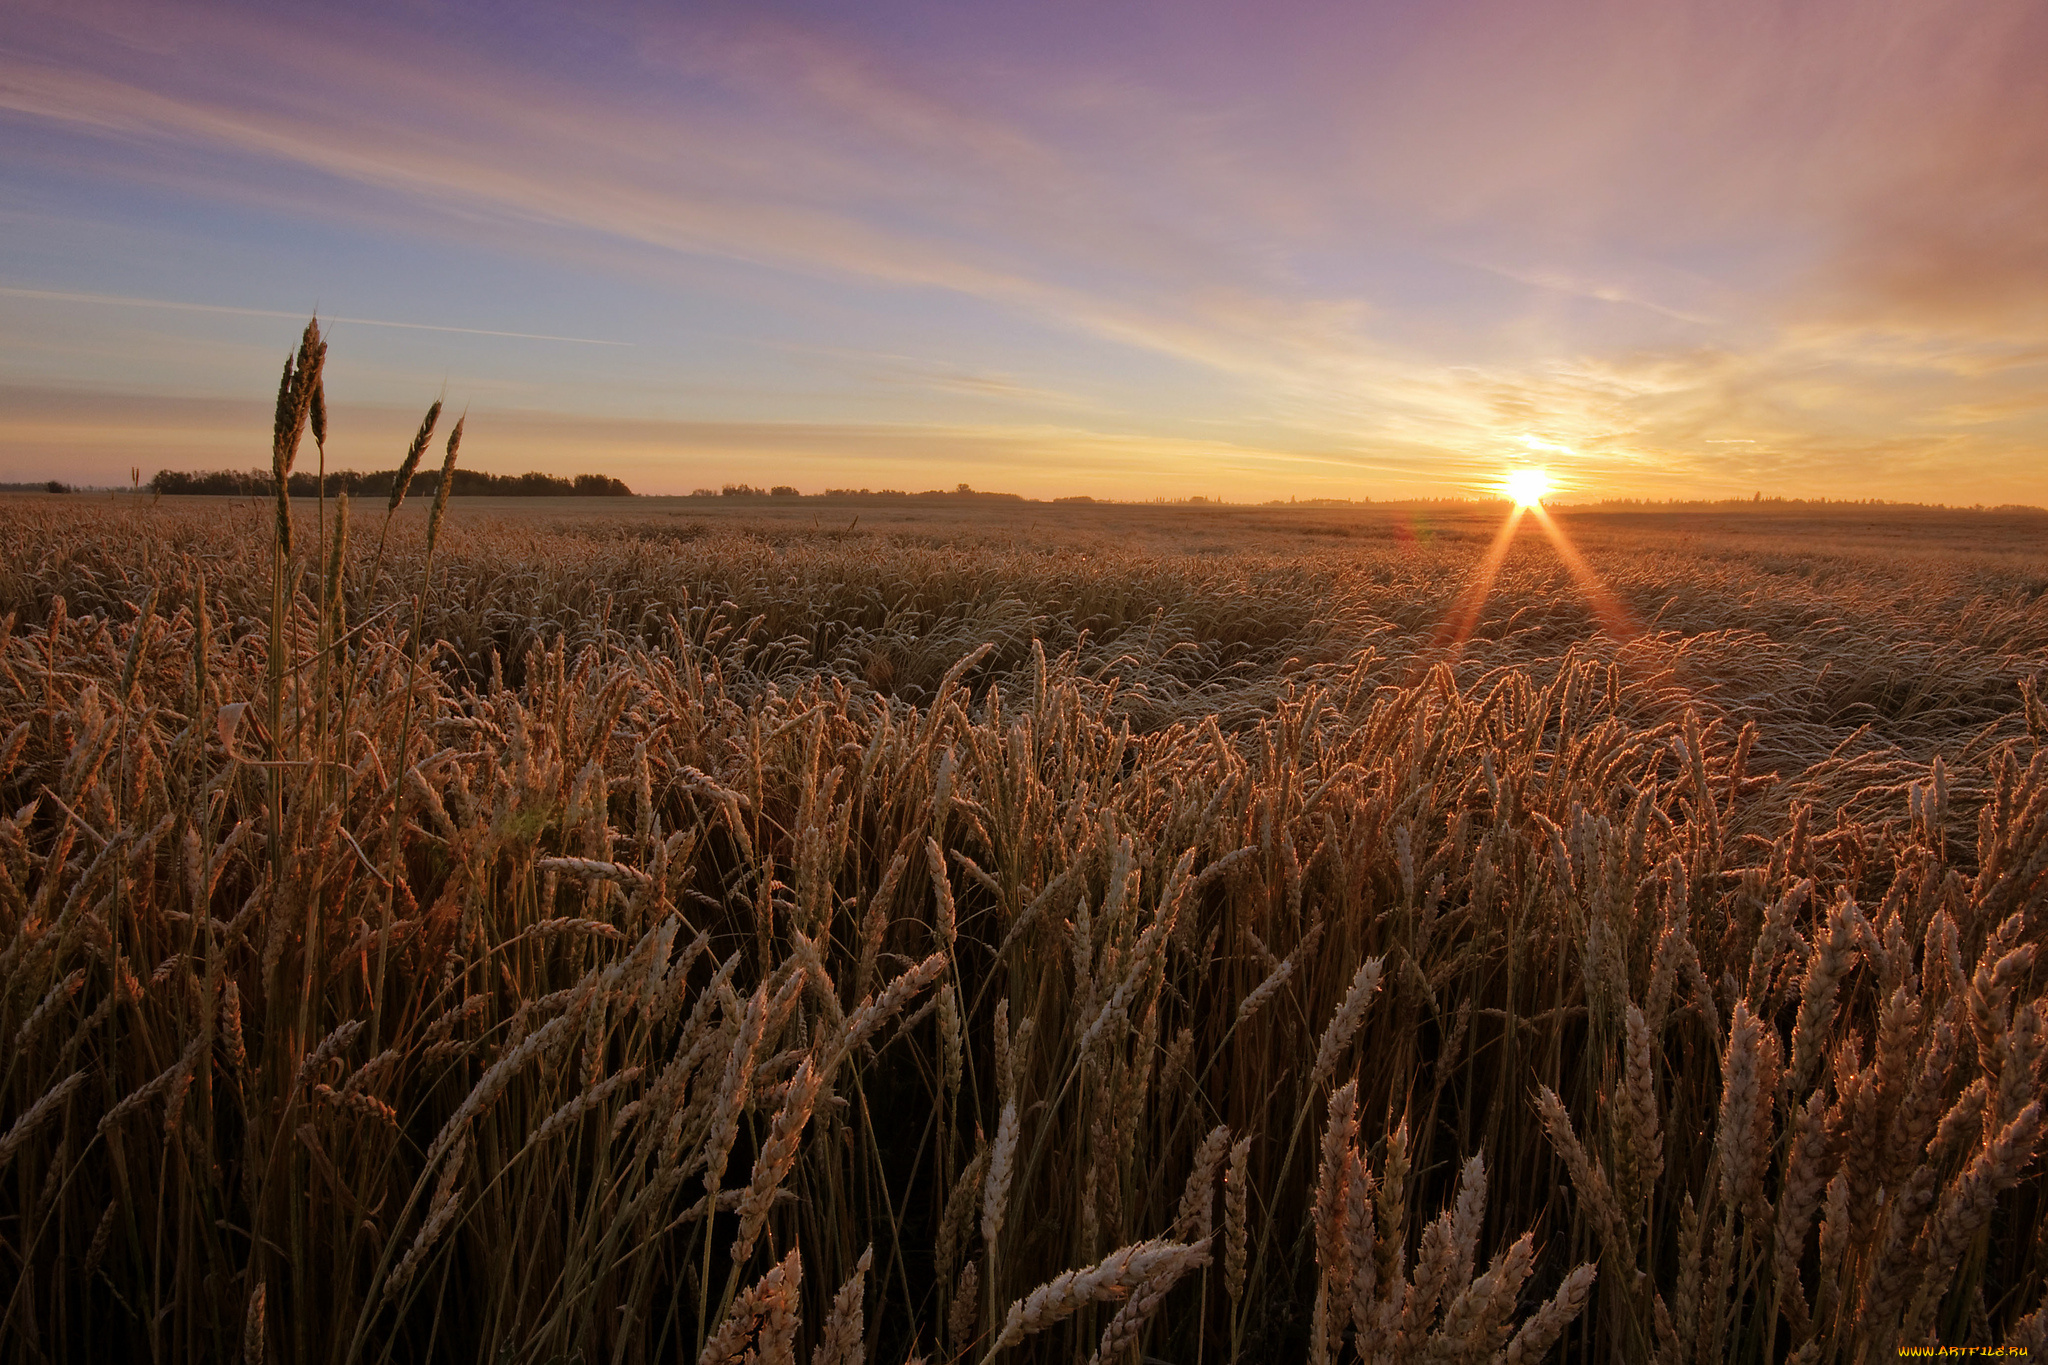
xmin=151 ymin=468 xmax=633 ymax=497
xmin=698 ymin=483 xmax=1026 ymax=501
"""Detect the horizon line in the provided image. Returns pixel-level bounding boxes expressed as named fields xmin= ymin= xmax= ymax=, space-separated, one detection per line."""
xmin=13 ymin=480 xmax=2043 ymax=516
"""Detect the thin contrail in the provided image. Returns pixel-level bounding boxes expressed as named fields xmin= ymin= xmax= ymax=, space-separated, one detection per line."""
xmin=0 ymin=286 xmax=631 ymax=346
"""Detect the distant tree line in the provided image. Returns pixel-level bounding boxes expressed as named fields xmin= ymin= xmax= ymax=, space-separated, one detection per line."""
xmin=151 ymin=468 xmax=633 ymax=497
xmin=692 ymin=484 xmax=1028 ymax=502
xmin=1588 ymin=494 xmax=2046 ymax=513
xmin=0 ymin=481 xmax=72 ymax=494
xmin=696 ymin=484 xmax=805 ymax=498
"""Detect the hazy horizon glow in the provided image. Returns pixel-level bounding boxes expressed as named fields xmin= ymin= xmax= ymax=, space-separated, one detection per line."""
xmin=3 ymin=0 xmax=2046 ymax=501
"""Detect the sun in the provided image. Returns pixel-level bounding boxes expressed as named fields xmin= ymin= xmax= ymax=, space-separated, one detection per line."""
xmin=1503 ymin=467 xmax=1551 ymax=507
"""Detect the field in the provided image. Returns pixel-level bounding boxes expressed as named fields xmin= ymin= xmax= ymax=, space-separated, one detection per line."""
xmin=2 ymin=488 xmax=2046 ymax=1363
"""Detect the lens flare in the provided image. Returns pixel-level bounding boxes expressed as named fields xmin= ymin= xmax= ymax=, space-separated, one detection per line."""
xmin=1431 ymin=471 xmax=1639 ymax=666
xmin=1504 ymin=468 xmax=1550 ymax=507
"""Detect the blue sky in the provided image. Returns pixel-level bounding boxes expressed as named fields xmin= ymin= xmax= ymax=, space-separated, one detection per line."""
xmin=3 ymin=0 xmax=2045 ymax=500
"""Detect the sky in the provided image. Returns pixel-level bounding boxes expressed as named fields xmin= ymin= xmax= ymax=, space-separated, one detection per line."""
xmin=2 ymin=0 xmax=2045 ymax=503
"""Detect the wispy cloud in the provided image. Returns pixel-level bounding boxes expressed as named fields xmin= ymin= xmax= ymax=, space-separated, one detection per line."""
xmin=0 ymin=287 xmax=629 ymax=345
xmin=0 ymin=32 xmax=1361 ymax=379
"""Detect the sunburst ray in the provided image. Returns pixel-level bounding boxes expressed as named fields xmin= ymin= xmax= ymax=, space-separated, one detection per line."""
xmin=1434 ymin=504 xmax=1526 ymax=653
xmin=1529 ymin=504 xmax=1639 ymax=640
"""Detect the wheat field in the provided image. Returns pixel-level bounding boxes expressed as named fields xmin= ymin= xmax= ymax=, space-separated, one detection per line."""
xmin=2 ymin=369 xmax=2047 ymax=1362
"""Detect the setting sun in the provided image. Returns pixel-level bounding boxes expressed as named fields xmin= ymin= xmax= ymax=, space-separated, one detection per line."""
xmin=1503 ymin=467 xmax=1551 ymax=507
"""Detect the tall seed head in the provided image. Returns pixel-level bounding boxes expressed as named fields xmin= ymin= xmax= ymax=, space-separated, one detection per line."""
xmin=272 ymin=317 xmax=325 ymax=482
xmin=1312 ymin=955 xmax=1383 ymax=1085
xmin=427 ymin=413 xmax=463 ymax=551
xmin=983 ymin=1098 xmax=1019 ymax=1250
xmin=993 ymin=997 xmax=1011 ymax=1100
xmin=325 ymin=493 xmax=350 ymax=614
xmin=730 ymin=1055 xmax=822 ymax=1265
xmin=270 ymin=353 xmax=296 ymax=484
xmin=947 ymin=1260 xmax=979 ymax=1361
xmin=1715 ymin=1002 xmax=1765 ymax=1208
xmin=269 ymin=337 xmax=305 ymax=556
xmin=242 ymin=1281 xmax=267 ymax=1365
xmin=939 ymin=983 xmax=963 ymax=1103
xmin=1314 ymin=1081 xmax=1360 ymax=1308
xmin=1175 ymin=1124 xmax=1232 ymax=1240
xmin=389 ymin=400 xmax=442 ymax=512
xmin=1225 ymin=1135 xmax=1252 ymax=1305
